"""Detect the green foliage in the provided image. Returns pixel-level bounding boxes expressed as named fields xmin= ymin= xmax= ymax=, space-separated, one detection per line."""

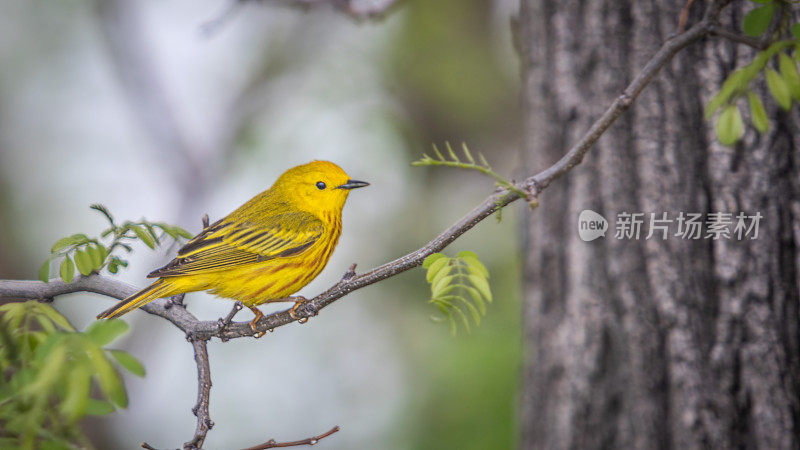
xmin=748 ymin=91 xmax=770 ymax=132
xmin=743 ymin=4 xmax=775 ymax=37
xmin=707 ymin=1 xmax=800 ymax=145
xmin=716 ymin=105 xmax=744 ymax=145
xmin=412 ymin=142 xmax=529 ymax=221
xmin=422 ymin=252 xmax=492 ymax=336
xmin=39 ymin=204 xmax=192 ymax=283
xmin=413 ymin=142 xmax=524 ymax=195
xmin=0 ymin=301 xmax=144 ymax=449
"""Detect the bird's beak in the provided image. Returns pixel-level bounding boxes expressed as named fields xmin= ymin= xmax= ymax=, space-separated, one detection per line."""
xmin=337 ymin=180 xmax=370 ymax=190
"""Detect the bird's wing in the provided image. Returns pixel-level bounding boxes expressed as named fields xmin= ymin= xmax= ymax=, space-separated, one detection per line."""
xmin=148 ymin=212 xmax=324 ymax=278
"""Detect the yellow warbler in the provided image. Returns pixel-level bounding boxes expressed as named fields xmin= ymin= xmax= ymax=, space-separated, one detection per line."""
xmin=97 ymin=161 xmax=368 ymax=329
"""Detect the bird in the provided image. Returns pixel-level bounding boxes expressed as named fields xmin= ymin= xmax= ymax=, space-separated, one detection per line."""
xmin=96 ymin=160 xmax=369 ymax=333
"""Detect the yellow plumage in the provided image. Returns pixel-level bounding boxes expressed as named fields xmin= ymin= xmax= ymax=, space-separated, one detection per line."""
xmin=97 ymin=160 xmax=368 ymax=322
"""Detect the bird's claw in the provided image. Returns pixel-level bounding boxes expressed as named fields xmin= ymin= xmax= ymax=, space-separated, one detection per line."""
xmin=246 ymin=305 xmax=266 ymax=338
xmin=289 ymin=297 xmax=317 ymax=324
xmin=249 ymin=320 xmax=267 ymax=338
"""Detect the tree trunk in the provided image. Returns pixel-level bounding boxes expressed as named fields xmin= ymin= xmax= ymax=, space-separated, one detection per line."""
xmin=519 ymin=1 xmax=800 ymax=448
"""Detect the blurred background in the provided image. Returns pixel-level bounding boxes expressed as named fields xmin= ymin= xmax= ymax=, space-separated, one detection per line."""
xmin=0 ymin=0 xmax=523 ymax=448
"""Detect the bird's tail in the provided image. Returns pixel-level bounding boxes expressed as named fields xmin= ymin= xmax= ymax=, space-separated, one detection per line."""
xmin=96 ymin=279 xmax=174 ymax=319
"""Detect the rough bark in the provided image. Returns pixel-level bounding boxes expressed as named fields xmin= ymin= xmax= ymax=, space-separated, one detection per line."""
xmin=520 ymin=1 xmax=800 ymax=449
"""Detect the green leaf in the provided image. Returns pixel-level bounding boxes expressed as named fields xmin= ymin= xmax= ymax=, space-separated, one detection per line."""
xmin=90 ymin=204 xmax=115 ymax=225
xmin=453 ymin=295 xmax=481 ymax=325
xmin=459 ymin=252 xmax=489 ymax=278
xmin=425 ymin=257 xmax=450 ymax=282
xmin=432 ymin=275 xmax=455 ymax=298
xmin=446 ymin=142 xmax=458 ymax=161
xmin=38 ymin=260 xmax=50 ymax=282
xmin=748 ymin=91 xmax=770 ymax=133
xmin=86 ymin=244 xmax=108 ymax=270
xmin=742 ymin=4 xmax=774 ymax=37
xmin=422 ymin=253 xmax=446 ymax=269
xmin=0 ymin=302 xmax=26 ymax=327
xmin=85 ymin=320 xmax=129 ymax=347
xmin=766 ymin=68 xmax=792 ymax=110
xmin=705 ymin=68 xmax=748 ymax=119
xmin=32 ymin=332 xmax=65 ymax=363
xmin=85 ymin=399 xmax=115 ymax=416
xmin=33 ymin=303 xmax=75 ymax=331
xmin=132 ymin=226 xmax=155 ymax=249
xmin=716 ymin=105 xmax=744 ymax=145
xmin=74 ymin=249 xmax=93 ymax=276
xmin=59 ymin=257 xmax=75 ymax=283
xmin=779 ymin=53 xmax=800 ymax=101
xmin=24 ymin=343 xmax=67 ymax=395
xmin=465 ymin=286 xmax=487 ymax=315
xmin=50 ymin=233 xmax=89 ymax=253
xmin=143 ymin=223 xmax=161 ymax=245
xmin=109 ymin=350 xmax=146 ymax=377
xmin=468 ymin=274 xmax=493 ymax=302
xmin=430 ymin=261 xmax=452 ymax=286
xmin=456 ymin=250 xmax=478 ymax=260
xmin=85 ymin=344 xmax=127 ymax=408
xmin=174 ymin=227 xmax=193 ymax=239
xmin=60 ymin=367 xmax=90 ymax=421
xmin=156 ymin=223 xmax=178 ymax=240
xmin=451 ymin=304 xmax=471 ymax=334
xmin=35 ymin=314 xmax=56 ymax=333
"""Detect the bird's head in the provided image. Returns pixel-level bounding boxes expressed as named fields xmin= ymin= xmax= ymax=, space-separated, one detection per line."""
xmin=273 ymin=160 xmax=369 ymax=214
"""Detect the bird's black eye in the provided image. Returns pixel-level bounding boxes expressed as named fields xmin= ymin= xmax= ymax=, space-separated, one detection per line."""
xmin=316 ymin=181 xmax=326 ymax=190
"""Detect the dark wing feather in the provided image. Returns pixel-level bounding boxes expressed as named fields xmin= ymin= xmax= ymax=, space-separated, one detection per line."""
xmin=148 ymin=213 xmax=323 ymax=278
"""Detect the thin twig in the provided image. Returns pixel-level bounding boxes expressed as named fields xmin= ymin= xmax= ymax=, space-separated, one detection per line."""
xmin=709 ymin=25 xmax=767 ymax=50
xmin=217 ymin=301 xmax=244 ymax=340
xmin=678 ymin=0 xmax=695 ymax=33
xmin=184 ymin=338 xmax=213 ymax=450
xmin=242 ymin=426 xmax=340 ymax=450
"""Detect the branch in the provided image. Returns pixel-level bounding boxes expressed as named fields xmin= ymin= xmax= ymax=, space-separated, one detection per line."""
xmin=709 ymin=25 xmax=767 ymax=50
xmin=242 ymin=426 xmax=339 ymax=450
xmin=185 ymin=338 xmax=213 ymax=450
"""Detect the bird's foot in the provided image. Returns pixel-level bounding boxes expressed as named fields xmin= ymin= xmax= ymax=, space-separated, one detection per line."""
xmin=289 ymin=297 xmax=318 ymax=324
xmin=246 ymin=305 xmax=267 ymax=338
